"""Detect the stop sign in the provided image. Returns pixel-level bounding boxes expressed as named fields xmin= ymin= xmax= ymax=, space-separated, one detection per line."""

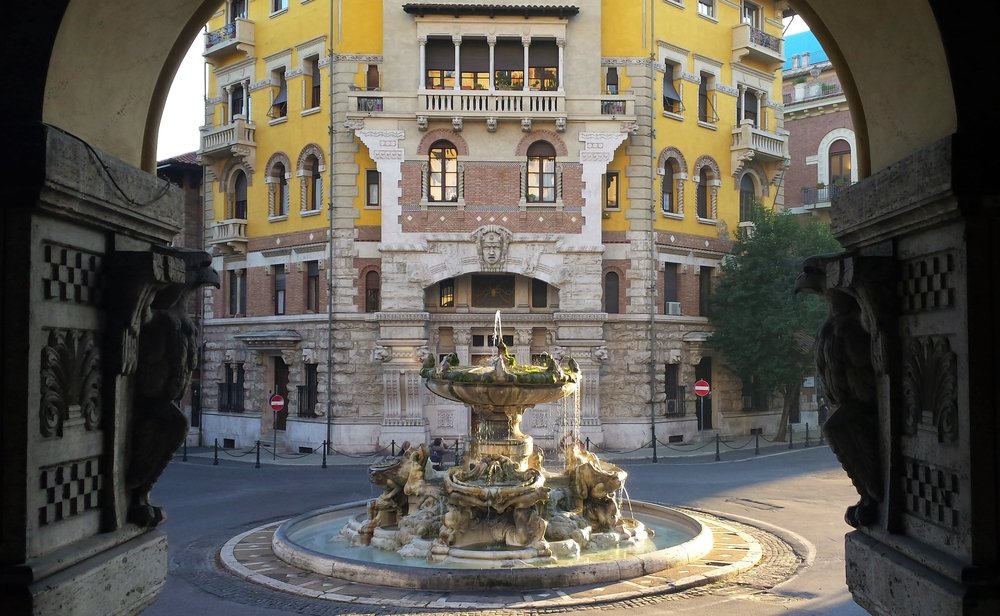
xmin=694 ymin=379 xmax=711 ymax=397
xmin=269 ymin=394 xmax=285 ymax=412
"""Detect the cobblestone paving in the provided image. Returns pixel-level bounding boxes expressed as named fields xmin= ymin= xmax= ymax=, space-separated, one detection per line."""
xmin=169 ymin=508 xmax=803 ymax=615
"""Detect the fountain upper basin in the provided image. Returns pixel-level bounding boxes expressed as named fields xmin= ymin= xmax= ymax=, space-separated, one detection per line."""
xmin=424 ymin=379 xmax=577 ymax=408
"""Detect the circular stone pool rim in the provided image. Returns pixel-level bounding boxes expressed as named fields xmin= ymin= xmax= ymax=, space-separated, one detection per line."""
xmin=271 ymin=500 xmax=713 ymax=591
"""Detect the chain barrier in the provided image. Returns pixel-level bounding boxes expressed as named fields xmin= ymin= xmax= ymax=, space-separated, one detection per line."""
xmin=719 ymin=435 xmax=756 ymax=450
xmin=654 ymin=438 xmax=716 ymax=452
xmin=586 ymin=440 xmax=654 ymax=455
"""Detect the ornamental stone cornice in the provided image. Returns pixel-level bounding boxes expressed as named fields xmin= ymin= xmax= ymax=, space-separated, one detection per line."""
xmin=553 ymin=312 xmax=608 ymax=322
xmin=373 ymin=312 xmax=432 ymax=322
xmin=333 ymin=54 xmax=383 ymax=63
xmin=235 ymin=330 xmax=303 ymax=349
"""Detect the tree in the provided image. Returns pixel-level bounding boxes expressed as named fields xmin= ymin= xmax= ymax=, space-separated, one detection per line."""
xmin=708 ymin=204 xmax=841 ymax=440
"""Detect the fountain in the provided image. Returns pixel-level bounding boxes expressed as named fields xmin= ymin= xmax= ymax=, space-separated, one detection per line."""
xmin=271 ymin=312 xmax=716 ymax=590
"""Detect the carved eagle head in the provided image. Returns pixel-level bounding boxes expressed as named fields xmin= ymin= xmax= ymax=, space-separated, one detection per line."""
xmin=794 ymin=253 xmax=839 ymax=296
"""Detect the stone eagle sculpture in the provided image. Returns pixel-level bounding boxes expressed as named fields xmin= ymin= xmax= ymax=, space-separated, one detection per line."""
xmin=126 ymin=247 xmax=219 ymax=526
xmin=794 ymin=253 xmax=882 ymax=527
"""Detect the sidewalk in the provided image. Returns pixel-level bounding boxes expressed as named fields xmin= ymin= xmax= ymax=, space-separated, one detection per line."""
xmin=176 ymin=425 xmax=827 ymax=467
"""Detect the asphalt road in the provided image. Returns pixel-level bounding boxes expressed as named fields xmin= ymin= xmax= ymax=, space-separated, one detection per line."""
xmin=143 ymin=445 xmax=868 ymax=615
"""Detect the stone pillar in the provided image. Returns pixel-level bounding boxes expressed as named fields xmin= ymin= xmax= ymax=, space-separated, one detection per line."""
xmin=375 ymin=312 xmax=431 ymax=448
xmin=452 ymin=35 xmax=462 ymax=91
xmin=578 ymin=132 xmax=631 ymax=247
xmin=826 ymin=136 xmax=1000 ymax=615
xmin=487 ymin=35 xmax=496 ymax=92
xmin=352 ymin=125 xmax=405 ymax=243
xmin=0 ymin=125 xmax=188 ymax=615
xmin=521 ymin=35 xmax=530 ymax=92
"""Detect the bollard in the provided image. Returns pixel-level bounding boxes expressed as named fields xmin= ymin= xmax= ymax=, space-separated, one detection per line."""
xmin=322 ymin=440 xmax=327 ymax=469
xmin=755 ymin=431 xmax=760 ymax=455
xmin=255 ymin=440 xmax=261 ymax=469
xmin=182 ymin=438 xmax=188 ymax=462
xmin=391 ymin=439 xmax=397 ymax=457
xmin=213 ymin=438 xmax=219 ymax=466
xmin=585 ymin=437 xmax=591 ymax=451
xmin=805 ymin=423 xmax=810 ymax=447
xmin=715 ymin=433 xmax=720 ymax=461
xmin=788 ymin=423 xmax=794 ymax=450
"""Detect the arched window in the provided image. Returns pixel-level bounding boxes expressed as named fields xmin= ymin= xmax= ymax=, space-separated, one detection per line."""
xmin=273 ymin=162 xmax=288 ymax=216
xmin=662 ymin=160 xmax=677 ymax=214
xmin=365 ymin=271 xmax=380 ymax=312
xmin=305 ymin=155 xmax=321 ymax=211
xmin=697 ymin=166 xmax=710 ymax=219
xmin=829 ymin=139 xmax=852 ymax=189
xmin=604 ymin=271 xmax=620 ymax=314
xmin=233 ymin=170 xmax=248 ymax=219
xmin=739 ymin=174 xmax=755 ymax=222
xmin=428 ymin=140 xmax=458 ymax=202
xmin=526 ymin=140 xmax=556 ymax=203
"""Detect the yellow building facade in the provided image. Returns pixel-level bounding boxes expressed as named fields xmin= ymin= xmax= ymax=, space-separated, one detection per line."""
xmin=198 ymin=0 xmax=789 ymax=453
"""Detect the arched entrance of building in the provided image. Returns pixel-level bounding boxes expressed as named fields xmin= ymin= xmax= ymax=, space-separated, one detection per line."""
xmin=4 ymin=2 xmax=996 ymax=615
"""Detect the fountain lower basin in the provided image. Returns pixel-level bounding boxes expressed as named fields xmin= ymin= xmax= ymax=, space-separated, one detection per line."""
xmin=273 ymin=500 xmax=712 ymax=590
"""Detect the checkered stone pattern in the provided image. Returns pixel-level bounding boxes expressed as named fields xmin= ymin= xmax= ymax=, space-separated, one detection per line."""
xmin=38 ymin=457 xmax=103 ymax=526
xmin=43 ymin=244 xmax=103 ymax=305
xmin=900 ymin=252 xmax=954 ymax=313
xmin=903 ymin=457 xmax=959 ymax=529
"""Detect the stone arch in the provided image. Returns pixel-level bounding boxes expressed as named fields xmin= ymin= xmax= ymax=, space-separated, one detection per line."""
xmin=416 ymin=129 xmax=469 ymax=155
xmin=295 ymin=143 xmax=326 ymax=170
xmin=735 ymin=165 xmax=769 ymax=198
xmin=265 ymin=151 xmax=292 ymax=179
xmin=657 ymin=146 xmax=689 ymax=176
xmin=692 ymin=155 xmax=721 ymax=181
xmin=515 ymin=130 xmax=569 ymax=157
xmin=218 ymin=158 xmax=253 ymax=193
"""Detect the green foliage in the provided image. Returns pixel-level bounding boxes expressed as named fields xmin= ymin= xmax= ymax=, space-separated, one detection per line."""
xmin=708 ymin=204 xmax=841 ymax=405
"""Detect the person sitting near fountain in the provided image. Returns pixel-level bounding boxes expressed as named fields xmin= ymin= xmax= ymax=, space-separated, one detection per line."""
xmin=429 ymin=437 xmax=449 ymax=470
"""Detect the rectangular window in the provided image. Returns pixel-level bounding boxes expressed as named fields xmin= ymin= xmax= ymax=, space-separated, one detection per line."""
xmin=604 ymin=172 xmax=620 ymax=210
xmin=697 ymin=179 xmax=709 ymax=218
xmin=308 ymin=56 xmax=321 ymax=109
xmin=664 ymin=263 xmax=679 ymax=304
xmin=425 ymin=38 xmax=455 ymax=89
xmin=298 ymin=364 xmax=318 ymax=417
xmin=272 ymin=0 xmax=287 ymax=13
xmin=606 ymin=67 xmax=619 ymax=95
xmin=366 ymin=64 xmax=380 ymax=91
xmin=221 ymin=363 xmax=245 ymax=412
xmin=228 ymin=269 xmax=246 ymax=316
xmin=471 ymin=275 xmax=515 ymax=308
xmin=494 ymin=69 xmax=524 ymax=90
xmin=698 ymin=72 xmax=716 ymax=123
xmin=699 ymin=266 xmax=713 ymax=317
xmin=698 ymin=0 xmax=715 ymax=18
xmin=665 ymin=364 xmax=680 ymax=413
xmin=306 ymin=260 xmax=319 ymax=312
xmin=274 ymin=266 xmax=286 ymax=315
xmin=440 ymin=278 xmax=455 ymax=307
xmin=461 ymin=71 xmax=490 ymax=90
xmin=472 ymin=334 xmax=514 ymax=348
xmin=531 ymin=278 xmax=548 ymax=308
xmin=271 ymin=68 xmax=288 ymax=118
xmin=528 ymin=67 xmax=558 ymax=91
xmin=366 ymin=169 xmax=381 ymax=207
xmin=742 ymin=1 xmax=761 ymax=28
xmin=663 ymin=63 xmax=682 ymax=113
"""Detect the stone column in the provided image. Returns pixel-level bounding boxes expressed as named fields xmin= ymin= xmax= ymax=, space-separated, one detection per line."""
xmin=487 ymin=35 xmax=496 ymax=92
xmin=822 ymin=136 xmax=1000 ymax=616
xmin=557 ymin=38 xmax=565 ymax=91
xmin=418 ymin=36 xmax=426 ymax=89
xmin=521 ymin=35 xmax=531 ymax=92
xmin=452 ymin=35 xmax=462 ymax=91
xmin=0 ymin=125 xmax=190 ymax=615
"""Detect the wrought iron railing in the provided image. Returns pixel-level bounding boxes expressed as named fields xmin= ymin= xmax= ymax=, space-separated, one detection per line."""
xmin=206 ymin=22 xmax=236 ymax=47
xmin=750 ymin=26 xmax=781 ymax=52
xmin=800 ymin=182 xmax=854 ymax=205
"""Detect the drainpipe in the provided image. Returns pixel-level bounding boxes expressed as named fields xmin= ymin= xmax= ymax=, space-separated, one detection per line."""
xmin=325 ymin=0 xmax=336 ymax=454
xmin=648 ymin=0 xmax=658 ymax=463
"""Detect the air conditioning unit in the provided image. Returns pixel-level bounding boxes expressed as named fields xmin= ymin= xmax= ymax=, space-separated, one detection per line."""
xmin=666 ymin=301 xmax=682 ymax=316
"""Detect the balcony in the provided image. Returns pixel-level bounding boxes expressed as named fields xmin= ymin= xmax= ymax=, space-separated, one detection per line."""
xmin=208 ymin=218 xmax=248 ymax=254
xmin=203 ymin=18 xmax=254 ymax=64
xmin=345 ymin=91 xmax=636 ymax=127
xmin=799 ymin=182 xmax=854 ymax=208
xmin=730 ymin=119 xmax=789 ymax=178
xmin=732 ymin=23 xmax=783 ymax=71
xmin=198 ymin=117 xmax=256 ymax=165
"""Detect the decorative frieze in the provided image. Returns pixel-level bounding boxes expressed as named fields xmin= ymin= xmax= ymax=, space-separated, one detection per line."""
xmin=43 ymin=244 xmax=103 ymax=305
xmin=902 ymin=457 xmax=960 ymax=530
xmin=902 ymin=336 xmax=958 ymax=443
xmin=38 ymin=457 xmax=104 ymax=526
xmin=900 ymin=253 xmax=955 ymax=313
xmin=39 ymin=329 xmax=102 ymax=438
